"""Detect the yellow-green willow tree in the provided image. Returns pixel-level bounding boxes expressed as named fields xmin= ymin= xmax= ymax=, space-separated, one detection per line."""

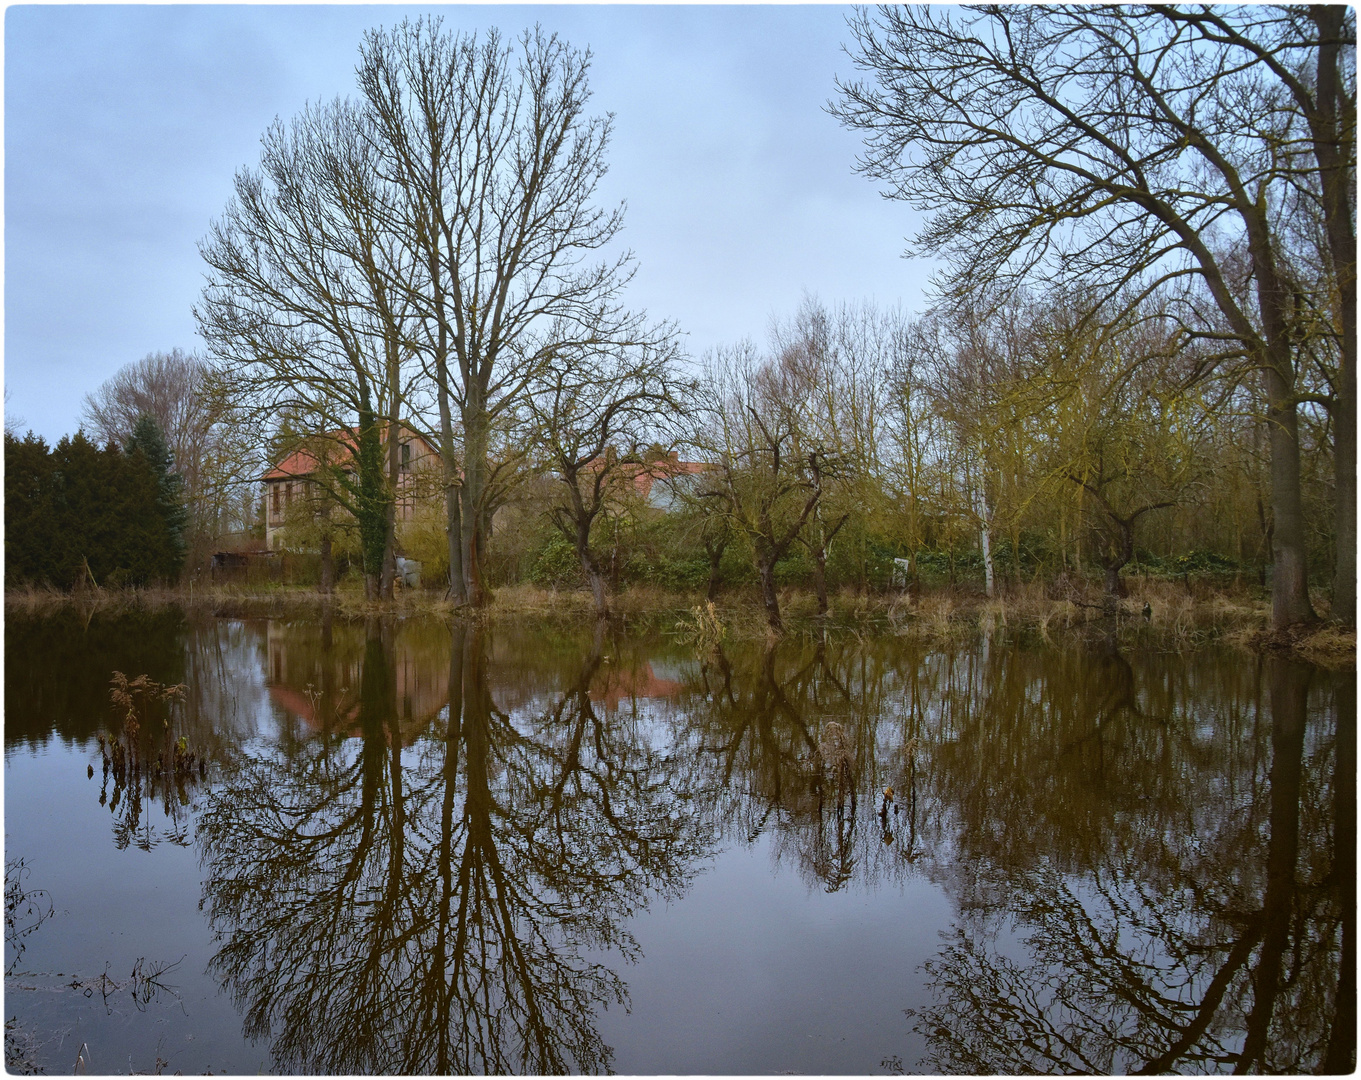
xmin=835 ymin=6 xmax=1356 ymax=628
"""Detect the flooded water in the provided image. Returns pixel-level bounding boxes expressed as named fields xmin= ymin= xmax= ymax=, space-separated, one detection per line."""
xmin=3 ymin=610 xmax=1354 ymax=1075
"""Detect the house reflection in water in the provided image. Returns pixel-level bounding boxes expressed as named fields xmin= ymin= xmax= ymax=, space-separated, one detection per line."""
xmin=589 ymin=658 xmax=698 ymax=711
xmin=264 ymin=620 xmax=450 ymax=743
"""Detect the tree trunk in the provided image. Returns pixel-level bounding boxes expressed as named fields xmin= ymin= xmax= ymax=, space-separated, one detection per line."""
xmin=705 ymin=538 xmax=725 ymax=602
xmin=1310 ymin=6 xmax=1356 ymax=626
xmin=757 ymin=554 xmax=783 ymax=634
xmin=1333 ymin=325 xmax=1356 ymax=625
xmin=429 ymin=226 xmax=466 ymax=606
xmin=577 ymin=524 xmax=610 ymax=620
xmin=380 ymin=520 xmax=396 ymax=601
xmin=1264 ymin=358 xmax=1317 ymax=627
xmin=585 ymin=562 xmax=610 ymax=619
xmin=1103 ymin=564 xmax=1122 ymax=599
xmin=445 ymin=480 xmax=464 ymax=603
xmin=980 ymin=523 xmax=995 ymax=599
xmin=1103 ymin=516 xmax=1134 ymax=599
xmin=812 ymin=546 xmax=830 ymax=617
xmin=319 ymin=532 xmax=334 ymax=595
xmin=459 ymin=397 xmax=489 ymax=607
xmin=1246 ymin=201 xmax=1317 ymax=629
xmin=379 ymin=345 xmax=402 ymax=601
xmin=356 ymin=391 xmax=389 ymax=604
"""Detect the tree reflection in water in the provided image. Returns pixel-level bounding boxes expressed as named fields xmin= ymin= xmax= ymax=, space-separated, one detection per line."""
xmin=901 ymin=653 xmax=1352 ymax=1074
xmin=678 ymin=636 xmax=1352 ymax=1073
xmin=682 ymin=635 xmax=925 ymax=892
xmin=197 ymin=619 xmax=712 ymax=1074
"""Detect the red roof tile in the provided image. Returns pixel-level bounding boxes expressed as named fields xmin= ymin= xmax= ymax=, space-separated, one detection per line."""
xmin=261 ymin=426 xmax=437 ymax=482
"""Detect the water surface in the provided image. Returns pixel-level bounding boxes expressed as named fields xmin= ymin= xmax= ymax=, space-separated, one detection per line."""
xmin=4 ymin=612 xmax=1353 ymax=1074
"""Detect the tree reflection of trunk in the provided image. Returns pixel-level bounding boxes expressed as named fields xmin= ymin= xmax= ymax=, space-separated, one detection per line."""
xmin=547 ymin=620 xmax=607 ymax=816
xmin=201 ymin=617 xmax=708 ymax=1074
xmin=382 ymin=622 xmax=405 ymax=919
xmin=1323 ymin=673 xmax=1356 ymax=1074
xmin=901 ymin=645 xmax=1344 ymax=1075
xmin=1236 ymin=658 xmax=1308 ymax=1074
xmin=431 ymin=620 xmax=464 ymax=1075
xmin=319 ymin=609 xmax=335 ymax=736
xmin=353 ymin=621 xmax=390 ymax=884
xmin=447 ymin=623 xmax=570 ymax=1073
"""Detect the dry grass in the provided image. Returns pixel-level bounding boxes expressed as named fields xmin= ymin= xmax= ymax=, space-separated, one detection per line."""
xmin=1295 ymin=624 xmax=1358 ymax=668
xmin=5 ymin=577 xmax=1350 ymax=663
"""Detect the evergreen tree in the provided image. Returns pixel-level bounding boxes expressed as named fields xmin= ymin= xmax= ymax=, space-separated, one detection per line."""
xmin=6 ymin=427 xmax=184 ymax=589
xmin=4 ymin=431 xmax=56 ymax=585
xmin=127 ymin=413 xmax=188 ymax=578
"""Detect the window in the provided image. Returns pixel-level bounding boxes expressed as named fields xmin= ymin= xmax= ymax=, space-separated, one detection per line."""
xmin=401 ymin=441 xmax=411 ymax=469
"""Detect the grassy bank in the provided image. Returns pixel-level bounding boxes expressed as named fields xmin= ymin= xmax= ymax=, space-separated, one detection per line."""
xmin=4 ymin=578 xmax=1354 ymax=665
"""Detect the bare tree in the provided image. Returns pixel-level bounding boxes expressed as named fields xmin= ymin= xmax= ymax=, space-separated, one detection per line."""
xmin=1152 ymin=6 xmax=1355 ymax=622
xmin=82 ymin=350 xmax=208 ymax=472
xmin=528 ymin=338 xmax=687 ymax=618
xmin=835 ymin=5 xmax=1354 ymax=629
xmin=81 ymin=348 xmax=258 ymax=558
xmin=694 ymin=343 xmax=825 ymax=634
xmin=360 ymin=20 xmax=642 ymax=607
xmin=197 ymin=99 xmax=420 ymax=599
xmin=771 ymin=297 xmax=891 ymax=613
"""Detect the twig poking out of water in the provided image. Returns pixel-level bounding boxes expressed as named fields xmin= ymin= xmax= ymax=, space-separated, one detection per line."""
xmin=4 ymin=857 xmax=53 ymax=976
xmin=67 ymin=955 xmax=187 ymax=1017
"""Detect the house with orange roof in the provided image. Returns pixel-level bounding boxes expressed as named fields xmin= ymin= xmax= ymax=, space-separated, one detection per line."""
xmin=263 ymin=425 xmax=441 ymax=549
xmin=581 ymin=450 xmax=709 ymax=512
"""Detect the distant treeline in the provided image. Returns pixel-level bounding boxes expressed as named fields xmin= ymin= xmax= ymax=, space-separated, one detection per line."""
xmin=6 ymin=419 xmax=186 ymax=589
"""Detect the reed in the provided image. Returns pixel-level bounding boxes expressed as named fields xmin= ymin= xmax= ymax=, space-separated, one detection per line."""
xmin=675 ymin=600 xmax=727 ymax=651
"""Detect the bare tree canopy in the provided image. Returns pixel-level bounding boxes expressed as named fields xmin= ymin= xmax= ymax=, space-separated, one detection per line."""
xmin=528 ymin=337 xmax=688 ymax=617
xmin=81 ymin=348 xmax=259 ymax=557
xmin=82 ymin=349 xmax=211 ymax=489
xmin=834 ymin=4 xmax=1356 ymax=629
xmin=360 ymin=19 xmax=657 ymax=606
xmin=197 ymin=97 xmax=421 ymax=599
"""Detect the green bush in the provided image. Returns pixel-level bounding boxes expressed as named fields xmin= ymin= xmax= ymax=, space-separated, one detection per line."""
xmin=1134 ymin=549 xmax=1240 ymax=577
xmin=529 ymin=535 xmax=584 ymax=587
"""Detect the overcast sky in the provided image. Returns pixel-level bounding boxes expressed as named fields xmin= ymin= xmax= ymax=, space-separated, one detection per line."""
xmin=4 ymin=4 xmax=932 ymax=444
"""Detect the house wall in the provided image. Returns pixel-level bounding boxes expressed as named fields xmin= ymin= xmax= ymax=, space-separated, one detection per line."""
xmin=263 ymin=435 xmax=443 ymax=552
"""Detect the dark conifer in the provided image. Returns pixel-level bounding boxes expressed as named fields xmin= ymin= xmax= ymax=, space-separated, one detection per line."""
xmin=4 ymin=431 xmax=56 ymax=585
xmin=127 ymin=414 xmax=188 ymax=579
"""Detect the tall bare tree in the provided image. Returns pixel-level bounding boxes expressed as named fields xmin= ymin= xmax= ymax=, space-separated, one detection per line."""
xmin=835 ymin=5 xmax=1355 ymax=629
xmin=82 ymin=348 xmax=258 ymax=558
xmin=771 ymin=297 xmax=890 ymax=613
xmin=694 ymin=343 xmax=826 ymax=634
xmin=1153 ymin=6 xmax=1355 ymax=622
xmin=528 ymin=338 xmax=686 ymax=618
xmin=360 ymin=20 xmax=642 ymax=607
xmin=197 ymin=99 xmax=419 ymax=599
